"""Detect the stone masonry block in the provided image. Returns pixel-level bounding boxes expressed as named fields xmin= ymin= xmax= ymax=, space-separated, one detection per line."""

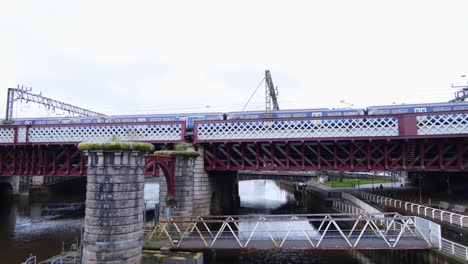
xmin=85 ymin=214 xmax=143 ymax=226
xmin=86 ymin=199 xmax=144 ymax=210
xmin=85 ymin=207 xmax=143 ymax=218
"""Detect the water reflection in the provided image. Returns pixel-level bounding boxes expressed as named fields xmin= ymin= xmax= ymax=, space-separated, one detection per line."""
xmin=239 ymin=180 xmax=295 ymax=213
xmin=0 ymin=195 xmax=84 ymax=263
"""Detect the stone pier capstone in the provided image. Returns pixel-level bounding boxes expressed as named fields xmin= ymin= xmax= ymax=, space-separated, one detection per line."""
xmin=79 ymin=142 xmax=154 ymax=264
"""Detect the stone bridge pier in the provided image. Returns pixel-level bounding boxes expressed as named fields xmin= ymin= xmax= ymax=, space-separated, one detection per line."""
xmin=80 ymin=142 xmax=154 ymax=264
xmin=157 ymin=145 xmax=240 ymax=217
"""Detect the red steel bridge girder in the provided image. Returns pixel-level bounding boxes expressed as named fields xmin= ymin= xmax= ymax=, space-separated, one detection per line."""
xmin=0 ymin=145 xmax=86 ymax=176
xmin=204 ymin=138 xmax=468 ymax=172
xmin=0 ymin=145 xmax=170 ymax=177
xmin=1 ymin=138 xmax=467 ymax=177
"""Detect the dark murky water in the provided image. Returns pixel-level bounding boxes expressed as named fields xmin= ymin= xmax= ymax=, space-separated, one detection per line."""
xmin=0 ymin=195 xmax=85 ymax=263
xmin=0 ymin=180 xmax=455 ymax=263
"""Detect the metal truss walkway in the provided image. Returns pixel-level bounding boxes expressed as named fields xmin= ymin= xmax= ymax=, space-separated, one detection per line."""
xmin=144 ymin=213 xmax=433 ymax=250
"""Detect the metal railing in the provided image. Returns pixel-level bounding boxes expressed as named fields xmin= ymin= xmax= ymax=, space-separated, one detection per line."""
xmin=348 ymin=192 xmax=468 ymax=262
xmin=24 ymin=255 xmax=36 ymax=264
xmin=333 ymin=200 xmax=365 ymax=214
xmin=360 ymin=192 xmax=468 ymax=228
xmin=48 ymin=251 xmax=80 ymax=264
xmin=441 ymin=238 xmax=468 ymax=261
xmin=145 ymin=213 xmax=432 ymax=250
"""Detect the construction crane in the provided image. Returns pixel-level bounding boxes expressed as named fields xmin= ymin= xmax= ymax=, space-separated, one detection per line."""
xmin=4 ymin=85 xmax=106 ymax=123
xmin=450 ymin=76 xmax=468 ymax=102
xmin=265 ymin=70 xmax=279 ymax=112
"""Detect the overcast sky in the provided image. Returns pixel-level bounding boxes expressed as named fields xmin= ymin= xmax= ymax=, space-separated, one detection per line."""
xmin=1 ymin=0 xmax=467 ymax=118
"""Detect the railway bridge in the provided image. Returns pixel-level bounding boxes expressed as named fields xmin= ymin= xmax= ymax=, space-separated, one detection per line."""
xmin=0 ymin=110 xmax=467 ymax=214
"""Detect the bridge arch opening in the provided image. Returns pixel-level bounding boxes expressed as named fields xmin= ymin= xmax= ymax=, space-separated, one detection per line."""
xmin=0 ymin=182 xmax=14 ymax=197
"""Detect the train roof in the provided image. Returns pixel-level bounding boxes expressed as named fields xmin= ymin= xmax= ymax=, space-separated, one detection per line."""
xmin=227 ymin=108 xmax=364 ymax=114
xmin=107 ymin=112 xmax=225 ymax=118
xmin=367 ymin=101 xmax=468 ymax=109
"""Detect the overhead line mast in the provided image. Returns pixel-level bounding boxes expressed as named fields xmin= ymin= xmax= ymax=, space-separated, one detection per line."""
xmin=265 ymin=70 xmax=279 ymax=112
xmin=5 ymin=85 xmax=107 ymax=122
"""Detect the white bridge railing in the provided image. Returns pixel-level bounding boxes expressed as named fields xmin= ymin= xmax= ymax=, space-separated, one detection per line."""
xmin=360 ymin=192 xmax=468 ymax=228
xmin=335 ymin=193 xmax=468 ymax=262
xmin=441 ymin=238 xmax=468 ymax=261
xmin=194 ymin=111 xmax=468 ymax=142
xmin=417 ymin=112 xmax=468 ymax=135
xmin=195 ymin=117 xmax=399 ymax=141
xmin=0 ymin=122 xmax=185 ymax=144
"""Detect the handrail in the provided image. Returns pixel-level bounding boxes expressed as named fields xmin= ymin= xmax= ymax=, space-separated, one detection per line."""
xmin=360 ymin=192 xmax=468 ymax=228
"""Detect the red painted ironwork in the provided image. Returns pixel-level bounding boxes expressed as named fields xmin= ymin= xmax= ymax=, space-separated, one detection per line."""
xmin=0 ymin=145 xmax=86 ymax=176
xmin=203 ymin=138 xmax=468 ymax=172
xmin=146 ymin=155 xmax=175 ymax=197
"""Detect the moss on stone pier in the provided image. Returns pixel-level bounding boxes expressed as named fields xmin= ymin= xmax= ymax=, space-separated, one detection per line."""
xmin=153 ymin=150 xmax=199 ymax=158
xmin=78 ymin=141 xmax=155 ymax=152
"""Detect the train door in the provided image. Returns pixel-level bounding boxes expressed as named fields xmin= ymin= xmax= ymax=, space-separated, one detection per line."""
xmin=414 ymin=107 xmax=427 ymax=121
xmin=311 ymin=112 xmax=322 ymax=125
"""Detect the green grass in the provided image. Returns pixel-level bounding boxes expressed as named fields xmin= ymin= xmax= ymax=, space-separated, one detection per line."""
xmin=323 ymin=179 xmax=393 ymax=188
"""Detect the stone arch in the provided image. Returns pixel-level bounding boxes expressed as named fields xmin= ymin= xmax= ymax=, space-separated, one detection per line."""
xmin=0 ymin=182 xmax=14 ymax=197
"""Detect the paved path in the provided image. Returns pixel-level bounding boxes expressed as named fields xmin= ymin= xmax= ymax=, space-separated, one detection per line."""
xmin=145 ymin=236 xmax=429 ymax=250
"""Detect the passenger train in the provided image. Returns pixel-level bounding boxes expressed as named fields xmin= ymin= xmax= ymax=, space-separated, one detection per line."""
xmin=4 ymin=101 xmax=468 ymax=130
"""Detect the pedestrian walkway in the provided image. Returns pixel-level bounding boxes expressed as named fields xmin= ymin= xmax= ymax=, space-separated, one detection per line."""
xmin=360 ymin=191 xmax=468 ymax=229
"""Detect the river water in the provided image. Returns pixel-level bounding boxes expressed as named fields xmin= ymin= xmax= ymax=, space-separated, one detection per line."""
xmin=0 ymin=180 xmax=453 ymax=263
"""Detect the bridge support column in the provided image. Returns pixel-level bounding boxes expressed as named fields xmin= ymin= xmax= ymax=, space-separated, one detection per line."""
xmin=80 ymin=143 xmax=153 ymax=264
xmin=159 ymin=156 xmax=197 ymax=217
xmin=31 ymin=176 xmax=44 ymax=186
xmin=193 ymin=146 xmax=213 ymax=215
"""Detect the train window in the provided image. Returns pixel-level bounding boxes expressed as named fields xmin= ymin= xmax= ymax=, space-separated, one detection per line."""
xmin=414 ymin=108 xmax=427 ymax=113
xmin=343 ymin=111 xmax=358 ymax=116
xmin=277 ymin=114 xmax=291 ymax=118
xmin=206 ymin=116 xmax=219 ymax=120
xmin=433 ymin=107 xmax=451 ymax=112
xmin=179 ymin=116 xmax=187 ymax=121
xmin=311 ymin=112 xmax=322 ymax=117
xmin=24 ymin=121 xmax=32 ymax=125
xmin=372 ymin=110 xmax=390 ymax=115
xmin=293 ymin=113 xmax=307 ymax=117
xmin=327 ymin=112 xmax=342 ymax=116
xmin=163 ymin=117 xmax=176 ymax=121
xmin=229 ymin=115 xmax=243 ymax=119
xmin=149 ymin=118 xmax=162 ymax=121
xmin=246 ymin=115 xmax=259 ymax=119
xmin=454 ymin=106 xmax=468 ymax=110
xmin=192 ymin=116 xmax=205 ymax=120
xmin=391 ymin=109 xmax=408 ymax=114
xmin=137 ymin=118 xmax=146 ymax=122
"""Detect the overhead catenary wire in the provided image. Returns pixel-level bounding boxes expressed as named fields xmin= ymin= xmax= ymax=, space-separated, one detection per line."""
xmin=242 ymin=77 xmax=265 ymax=111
